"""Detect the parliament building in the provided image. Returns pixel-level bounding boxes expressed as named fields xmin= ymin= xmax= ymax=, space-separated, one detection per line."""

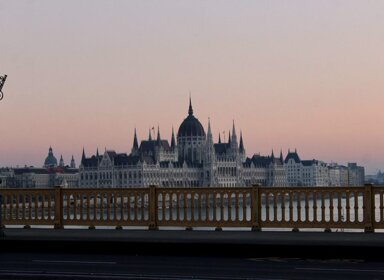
xmin=79 ymin=99 xmax=287 ymax=188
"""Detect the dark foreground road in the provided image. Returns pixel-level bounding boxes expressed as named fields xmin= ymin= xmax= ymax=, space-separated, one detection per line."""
xmin=1 ymin=252 xmax=384 ymax=280
xmin=2 ymin=229 xmax=384 ymax=279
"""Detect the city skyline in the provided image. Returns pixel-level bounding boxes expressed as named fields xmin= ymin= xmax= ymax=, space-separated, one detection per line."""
xmin=1 ymin=1 xmax=384 ymax=174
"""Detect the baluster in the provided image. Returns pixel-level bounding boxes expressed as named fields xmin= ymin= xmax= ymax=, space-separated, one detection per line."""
xmin=228 ymin=193 xmax=232 ymax=222
xmin=29 ymin=194 xmax=32 ymax=220
xmin=273 ymin=192 xmax=278 ymax=223
xmin=101 ymin=192 xmax=105 ymax=222
xmin=380 ymin=191 xmax=384 ymax=223
xmin=183 ymin=191 xmax=187 ymax=222
xmin=321 ymin=192 xmax=325 ymax=223
xmin=329 ymin=192 xmax=334 ymax=223
xmin=177 ymin=193 xmax=181 ymax=223
xmin=313 ymin=191 xmax=317 ymax=223
xmin=281 ymin=192 xmax=286 ymax=222
xmin=22 ymin=193 xmax=26 ymax=222
xmin=354 ymin=191 xmax=359 ymax=222
xmin=93 ymin=192 xmax=97 ymax=222
xmin=297 ymin=192 xmax=301 ymax=223
xmin=9 ymin=194 xmax=14 ymax=221
xmin=75 ymin=193 xmax=79 ymax=221
xmin=120 ymin=192 xmax=124 ymax=223
xmin=235 ymin=193 xmax=239 ymax=222
xmin=170 ymin=193 xmax=175 ymax=222
xmin=86 ymin=192 xmax=90 ymax=222
xmin=205 ymin=192 xmax=209 ymax=223
xmin=346 ymin=191 xmax=350 ymax=223
xmin=265 ymin=192 xmax=270 ymax=222
xmin=199 ymin=192 xmax=203 ymax=223
xmin=48 ymin=193 xmax=52 ymax=221
xmin=242 ymin=192 xmax=247 ymax=223
xmin=289 ymin=191 xmax=293 ymax=224
xmin=15 ymin=194 xmax=20 ymax=221
xmin=80 ymin=192 xmax=83 ymax=222
xmin=42 ymin=193 xmax=46 ymax=221
xmin=114 ymin=191 xmax=118 ymax=223
xmin=140 ymin=192 xmax=145 ymax=222
xmin=106 ymin=192 xmax=111 ymax=222
xmin=305 ymin=192 xmax=309 ymax=223
xmin=220 ymin=192 xmax=225 ymax=223
xmin=213 ymin=192 xmax=217 ymax=222
xmin=338 ymin=192 xmax=342 ymax=224
xmin=134 ymin=192 xmax=138 ymax=222
xmin=34 ymin=194 xmax=38 ymax=222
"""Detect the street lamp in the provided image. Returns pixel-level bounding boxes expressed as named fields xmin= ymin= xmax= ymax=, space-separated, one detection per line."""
xmin=0 ymin=74 xmax=7 ymax=101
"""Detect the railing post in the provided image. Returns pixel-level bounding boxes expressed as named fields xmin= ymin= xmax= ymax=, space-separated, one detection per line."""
xmin=0 ymin=193 xmax=4 ymax=237
xmin=251 ymin=184 xmax=261 ymax=231
xmin=54 ymin=186 xmax=63 ymax=229
xmin=148 ymin=185 xmax=158 ymax=230
xmin=364 ymin=183 xmax=374 ymax=233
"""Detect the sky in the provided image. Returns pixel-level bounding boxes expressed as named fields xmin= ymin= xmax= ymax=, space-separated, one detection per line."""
xmin=0 ymin=1 xmax=384 ymax=174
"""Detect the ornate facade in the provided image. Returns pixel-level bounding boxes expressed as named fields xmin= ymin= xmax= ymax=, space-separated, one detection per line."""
xmin=79 ymin=99 xmax=287 ymax=188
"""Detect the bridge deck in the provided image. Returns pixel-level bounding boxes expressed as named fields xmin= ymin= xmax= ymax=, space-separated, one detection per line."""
xmin=1 ymin=228 xmax=384 ymax=259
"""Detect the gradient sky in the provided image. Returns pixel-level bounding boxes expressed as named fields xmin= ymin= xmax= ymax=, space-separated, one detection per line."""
xmin=1 ymin=1 xmax=384 ymax=174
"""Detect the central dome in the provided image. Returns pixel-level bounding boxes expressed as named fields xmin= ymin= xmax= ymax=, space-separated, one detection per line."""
xmin=177 ymin=98 xmax=206 ymax=138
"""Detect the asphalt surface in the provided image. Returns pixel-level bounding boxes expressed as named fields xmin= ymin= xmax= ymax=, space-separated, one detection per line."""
xmin=1 ymin=252 xmax=384 ymax=279
xmin=1 ymin=228 xmax=384 ymax=259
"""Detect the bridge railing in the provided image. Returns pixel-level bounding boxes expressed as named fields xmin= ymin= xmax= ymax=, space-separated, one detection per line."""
xmin=0 ymin=184 xmax=381 ymax=232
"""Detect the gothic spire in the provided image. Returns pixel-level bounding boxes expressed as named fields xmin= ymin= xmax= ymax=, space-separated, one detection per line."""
xmin=271 ymin=149 xmax=275 ymax=159
xmin=228 ymin=131 xmax=231 ymax=144
xmin=157 ymin=126 xmax=161 ymax=145
xmin=81 ymin=147 xmax=86 ymax=162
xmin=207 ymin=118 xmax=212 ymax=137
xmin=280 ymin=149 xmax=283 ymax=162
xmin=232 ymin=120 xmax=237 ymax=138
xmin=188 ymin=96 xmax=193 ymax=116
xmin=148 ymin=128 xmax=152 ymax=141
xmin=218 ymin=133 xmax=221 ymax=144
xmin=171 ymin=126 xmax=176 ymax=149
xmin=133 ymin=127 xmax=139 ymax=150
xmin=239 ymin=131 xmax=244 ymax=153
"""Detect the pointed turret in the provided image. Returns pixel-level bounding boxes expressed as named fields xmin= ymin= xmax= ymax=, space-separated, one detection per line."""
xmin=231 ymin=120 xmax=238 ymax=151
xmin=239 ymin=131 xmax=244 ymax=153
xmin=218 ymin=133 xmax=221 ymax=144
xmin=232 ymin=120 xmax=237 ymax=139
xmin=156 ymin=126 xmax=161 ymax=145
xmin=133 ymin=128 xmax=139 ymax=150
xmin=59 ymin=155 xmax=64 ymax=167
xmin=271 ymin=149 xmax=275 ymax=159
xmin=81 ymin=147 xmax=86 ymax=163
xmin=70 ymin=155 xmax=76 ymax=168
xmin=280 ymin=150 xmax=283 ymax=163
xmin=132 ymin=128 xmax=139 ymax=155
xmin=228 ymin=131 xmax=231 ymax=145
xmin=171 ymin=126 xmax=176 ymax=149
xmin=207 ymin=118 xmax=212 ymax=139
xmin=148 ymin=128 xmax=152 ymax=141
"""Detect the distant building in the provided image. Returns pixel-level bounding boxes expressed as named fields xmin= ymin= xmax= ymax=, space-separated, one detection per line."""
xmin=1 ymin=147 xmax=79 ymax=188
xmin=347 ymin=163 xmax=365 ymax=186
xmin=79 ymin=99 xmax=287 ymax=188
xmin=284 ymin=150 xmax=329 ymax=187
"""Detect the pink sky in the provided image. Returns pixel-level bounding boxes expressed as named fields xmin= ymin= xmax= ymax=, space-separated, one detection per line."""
xmin=1 ymin=1 xmax=384 ymax=174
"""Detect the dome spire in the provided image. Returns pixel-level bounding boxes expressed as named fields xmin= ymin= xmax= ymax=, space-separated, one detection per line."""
xmin=188 ymin=95 xmax=193 ymax=116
